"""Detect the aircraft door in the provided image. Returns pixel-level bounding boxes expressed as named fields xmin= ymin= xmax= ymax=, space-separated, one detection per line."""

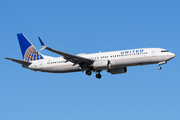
xmin=151 ymin=50 xmax=156 ymax=57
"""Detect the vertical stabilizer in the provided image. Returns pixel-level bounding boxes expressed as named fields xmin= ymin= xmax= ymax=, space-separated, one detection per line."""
xmin=17 ymin=33 xmax=44 ymax=62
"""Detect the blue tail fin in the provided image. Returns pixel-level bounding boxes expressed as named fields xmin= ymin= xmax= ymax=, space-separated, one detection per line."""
xmin=17 ymin=33 xmax=44 ymax=62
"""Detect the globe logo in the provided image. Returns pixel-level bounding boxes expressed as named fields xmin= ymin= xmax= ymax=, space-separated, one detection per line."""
xmin=24 ymin=46 xmax=43 ymax=61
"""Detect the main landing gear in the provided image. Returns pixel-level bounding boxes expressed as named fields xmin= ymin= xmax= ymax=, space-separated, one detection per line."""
xmin=86 ymin=70 xmax=92 ymax=76
xmin=96 ymin=73 xmax=102 ymax=79
xmin=85 ymin=70 xmax=102 ymax=79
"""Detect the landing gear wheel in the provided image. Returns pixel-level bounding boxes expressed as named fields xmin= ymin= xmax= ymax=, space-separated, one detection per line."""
xmin=96 ymin=73 xmax=102 ymax=79
xmin=86 ymin=70 xmax=92 ymax=76
xmin=158 ymin=66 xmax=161 ymax=70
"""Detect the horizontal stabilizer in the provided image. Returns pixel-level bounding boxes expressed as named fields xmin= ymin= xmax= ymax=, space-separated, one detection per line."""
xmin=5 ymin=57 xmax=32 ymax=65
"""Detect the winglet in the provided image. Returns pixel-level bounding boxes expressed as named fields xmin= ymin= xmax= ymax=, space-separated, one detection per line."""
xmin=38 ymin=37 xmax=46 ymax=47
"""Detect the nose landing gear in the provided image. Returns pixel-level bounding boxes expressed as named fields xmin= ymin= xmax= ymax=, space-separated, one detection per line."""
xmin=158 ymin=66 xmax=161 ymax=70
xmin=158 ymin=61 xmax=167 ymax=70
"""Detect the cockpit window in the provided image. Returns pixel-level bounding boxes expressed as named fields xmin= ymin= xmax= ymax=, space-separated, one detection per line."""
xmin=161 ymin=50 xmax=169 ymax=52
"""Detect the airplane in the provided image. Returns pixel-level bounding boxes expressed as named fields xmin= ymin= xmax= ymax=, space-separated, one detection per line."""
xmin=5 ymin=33 xmax=175 ymax=79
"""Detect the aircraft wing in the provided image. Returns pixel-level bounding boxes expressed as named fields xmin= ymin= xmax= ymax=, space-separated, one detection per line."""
xmin=5 ymin=57 xmax=32 ymax=65
xmin=38 ymin=37 xmax=94 ymax=65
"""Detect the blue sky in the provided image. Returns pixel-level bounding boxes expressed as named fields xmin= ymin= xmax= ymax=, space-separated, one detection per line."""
xmin=1 ymin=0 xmax=180 ymax=120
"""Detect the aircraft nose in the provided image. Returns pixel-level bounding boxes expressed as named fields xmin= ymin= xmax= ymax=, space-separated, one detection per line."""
xmin=173 ymin=53 xmax=175 ymax=58
xmin=170 ymin=52 xmax=175 ymax=58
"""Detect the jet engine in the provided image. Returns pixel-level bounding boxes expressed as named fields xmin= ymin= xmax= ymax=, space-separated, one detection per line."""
xmin=107 ymin=67 xmax=127 ymax=74
xmin=92 ymin=59 xmax=110 ymax=70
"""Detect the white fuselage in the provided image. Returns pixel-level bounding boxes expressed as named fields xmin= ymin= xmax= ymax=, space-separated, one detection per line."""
xmin=24 ymin=48 xmax=175 ymax=73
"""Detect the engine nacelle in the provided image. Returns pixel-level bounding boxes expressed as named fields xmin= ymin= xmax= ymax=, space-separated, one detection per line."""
xmin=92 ymin=59 xmax=110 ymax=70
xmin=107 ymin=67 xmax=127 ymax=74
